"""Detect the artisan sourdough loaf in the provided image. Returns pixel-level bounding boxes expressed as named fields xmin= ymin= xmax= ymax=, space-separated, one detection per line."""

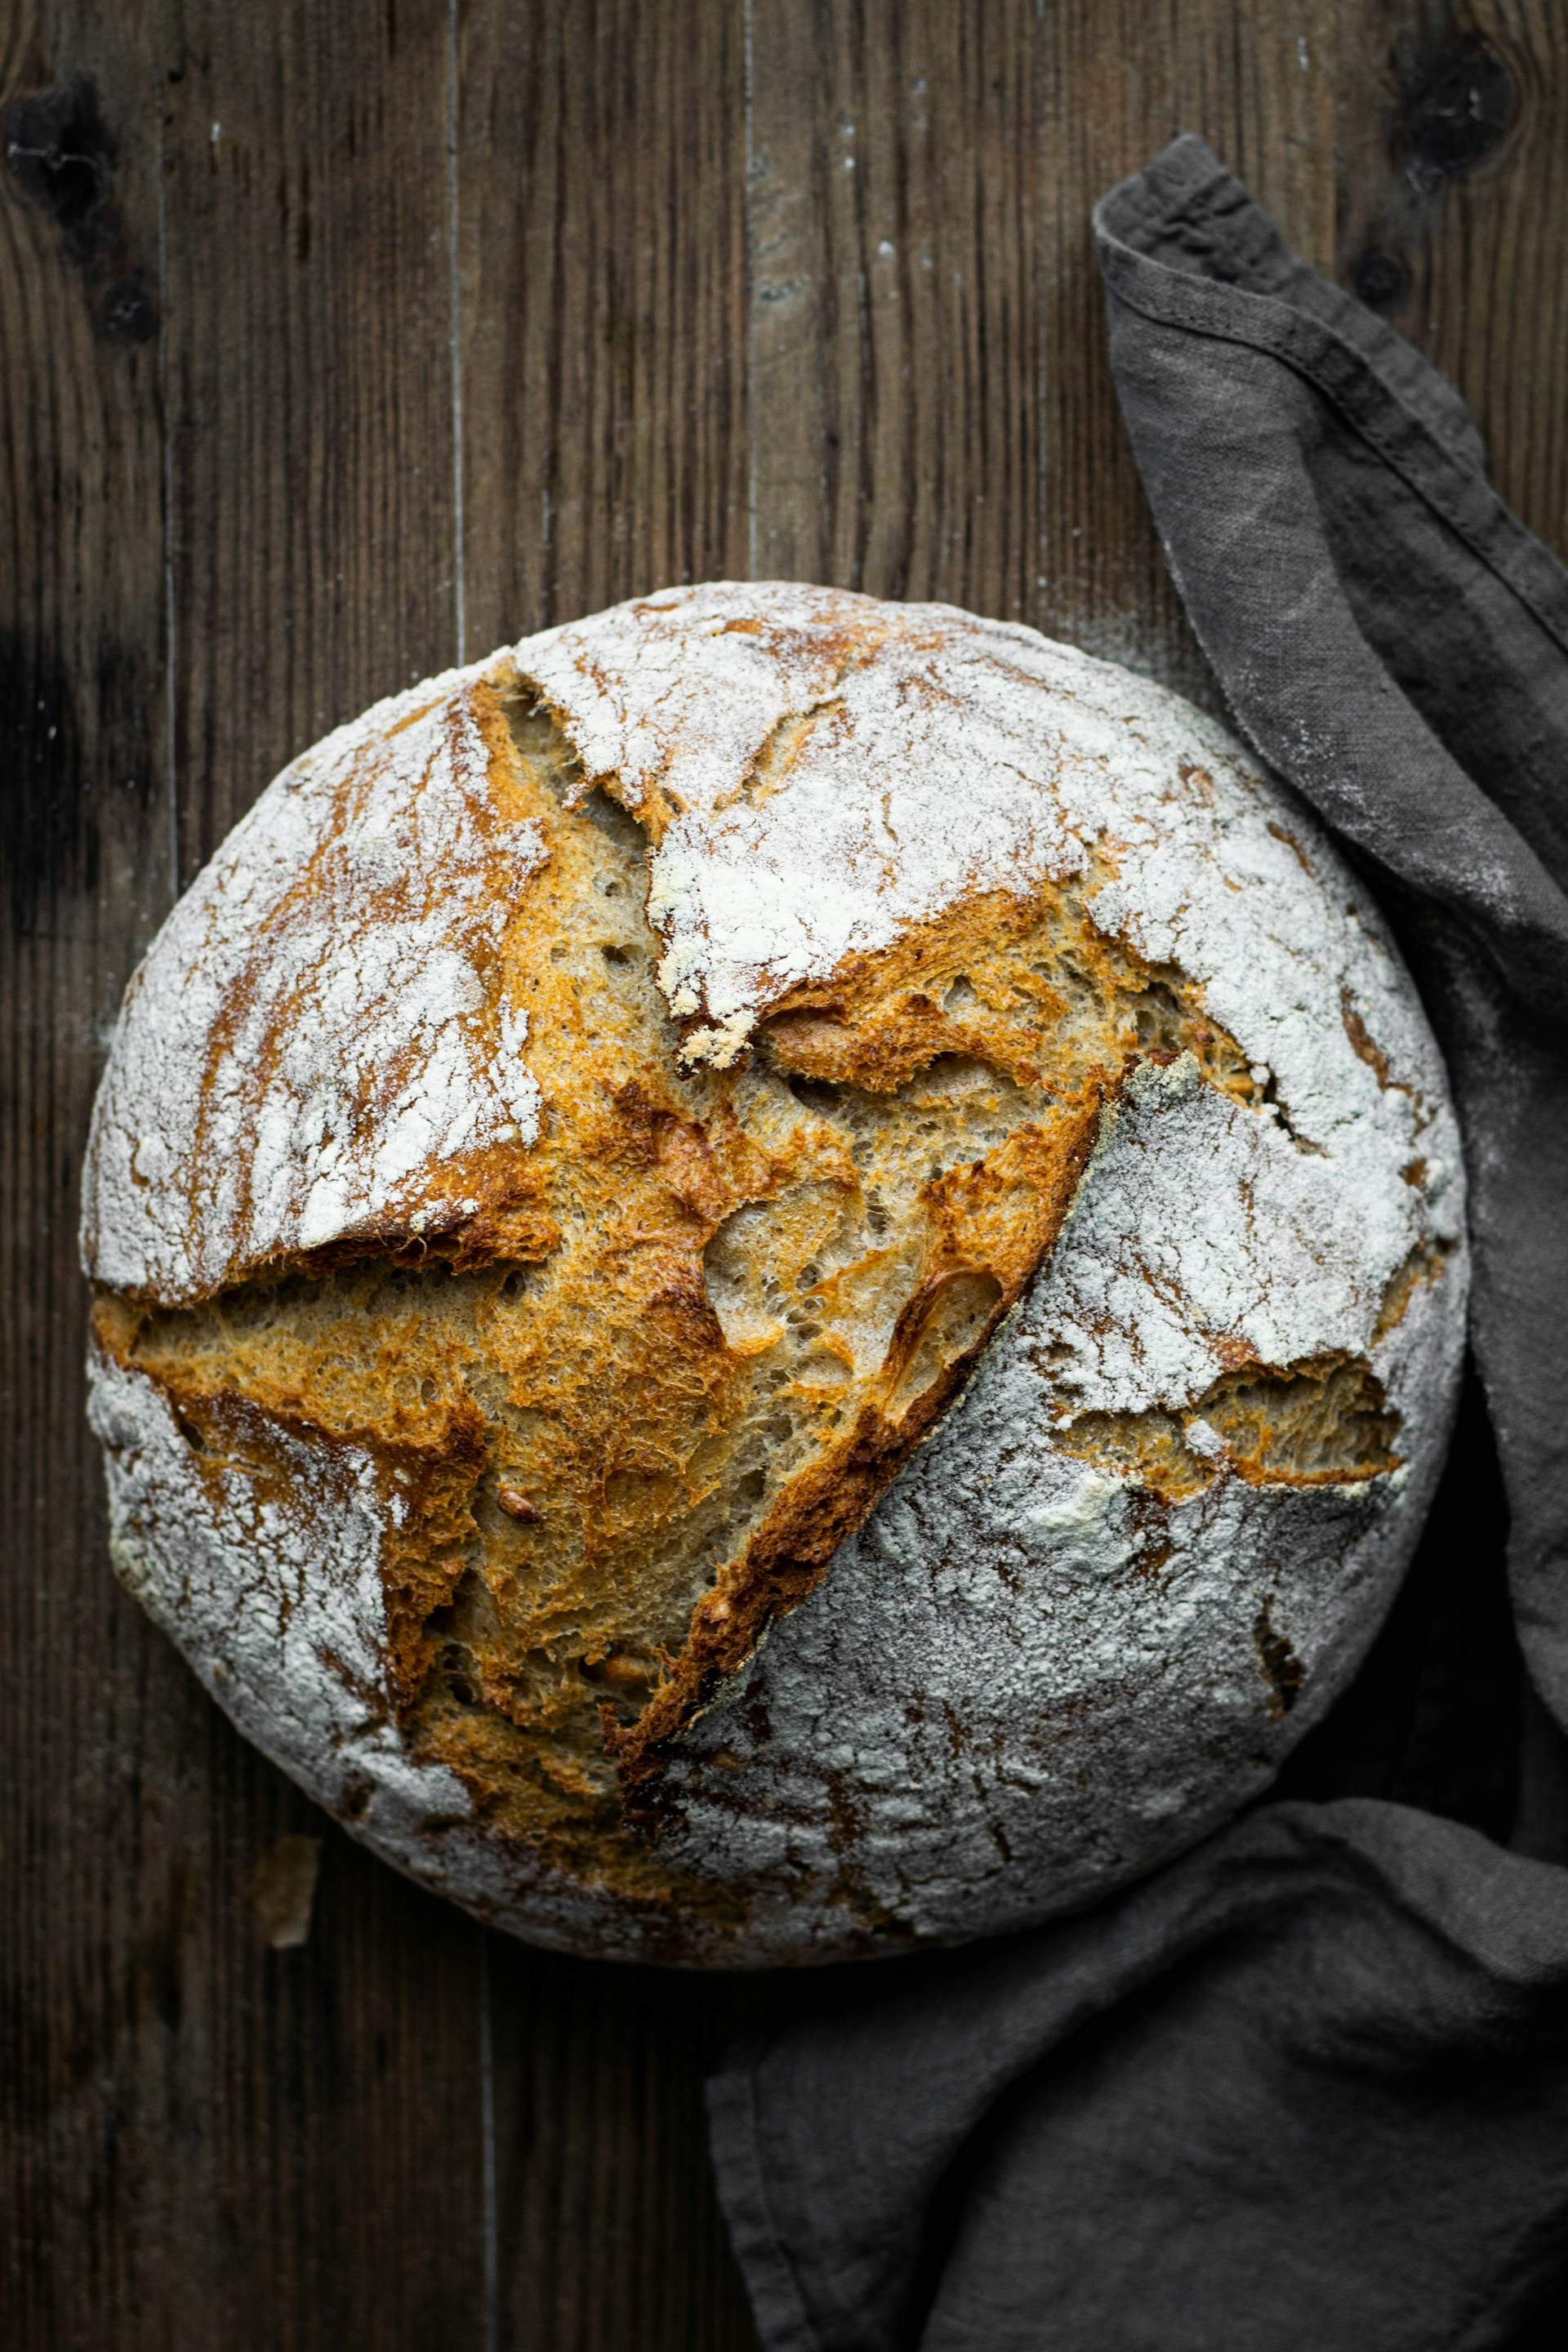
xmin=83 ymin=583 xmax=1467 ymax=1965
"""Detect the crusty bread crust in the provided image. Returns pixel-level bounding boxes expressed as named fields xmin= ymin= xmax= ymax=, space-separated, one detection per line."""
xmin=83 ymin=585 xmax=1467 ymax=1963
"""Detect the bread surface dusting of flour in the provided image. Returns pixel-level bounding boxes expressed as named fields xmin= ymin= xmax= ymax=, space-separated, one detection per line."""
xmin=83 ymin=582 xmax=1468 ymax=1965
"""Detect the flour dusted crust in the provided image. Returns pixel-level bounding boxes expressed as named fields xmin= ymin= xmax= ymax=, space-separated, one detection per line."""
xmin=85 ymin=677 xmax=550 ymax=1306
xmin=83 ymin=584 xmax=1467 ymax=1966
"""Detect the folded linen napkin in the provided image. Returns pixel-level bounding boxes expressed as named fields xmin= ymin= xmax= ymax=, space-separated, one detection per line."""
xmin=706 ymin=136 xmax=1568 ymax=2352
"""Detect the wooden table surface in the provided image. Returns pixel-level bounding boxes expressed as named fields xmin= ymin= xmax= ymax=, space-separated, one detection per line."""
xmin=5 ymin=3 xmax=1566 ymax=2345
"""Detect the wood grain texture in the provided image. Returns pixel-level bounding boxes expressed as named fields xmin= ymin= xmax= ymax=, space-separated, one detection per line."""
xmin=457 ymin=0 xmax=751 ymax=646
xmin=454 ymin=11 xmax=759 ymax=2343
xmin=3 ymin=7 xmax=492 ymax=2348
xmin=1331 ymin=0 xmax=1568 ymax=555
xmin=2 ymin=3 xmax=1566 ymax=2347
xmin=148 ymin=18 xmax=498 ymax=2345
xmin=747 ymin=0 xmax=1045 ymax=608
xmin=2 ymin=5 xmax=176 ymax=2340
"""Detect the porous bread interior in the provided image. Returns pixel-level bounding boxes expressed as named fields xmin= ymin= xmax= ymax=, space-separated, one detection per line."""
xmin=91 ymin=668 xmax=1407 ymax=1932
xmin=1053 ymin=1354 xmax=1404 ymax=1504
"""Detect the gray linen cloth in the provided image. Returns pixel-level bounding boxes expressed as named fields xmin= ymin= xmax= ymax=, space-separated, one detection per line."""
xmin=706 ymin=137 xmax=1568 ymax=2352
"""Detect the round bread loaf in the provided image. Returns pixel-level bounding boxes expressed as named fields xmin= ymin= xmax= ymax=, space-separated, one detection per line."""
xmin=83 ymin=583 xmax=1467 ymax=1966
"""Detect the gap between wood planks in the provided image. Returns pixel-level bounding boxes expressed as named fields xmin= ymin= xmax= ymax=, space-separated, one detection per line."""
xmin=445 ymin=5 xmax=497 ymax=2345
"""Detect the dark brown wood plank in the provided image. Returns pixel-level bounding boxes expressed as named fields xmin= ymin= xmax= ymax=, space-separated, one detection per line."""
xmin=455 ymin=8 xmax=759 ymax=2345
xmin=1331 ymin=0 xmax=1568 ymax=557
xmin=7 ymin=3 xmax=1568 ymax=2348
xmin=457 ymin=0 xmax=751 ymax=648
xmin=1032 ymin=0 xmax=1343 ymax=707
xmin=742 ymin=0 xmax=1348 ymax=707
xmin=483 ymin=1949 xmax=764 ymax=2352
xmin=748 ymin=0 xmax=1045 ymax=616
xmin=148 ymin=7 xmax=492 ymax=2348
xmin=2 ymin=4 xmax=490 ymax=2348
xmin=164 ymin=2 xmax=466 ymax=868
xmin=2 ymin=6 xmax=177 ymax=2341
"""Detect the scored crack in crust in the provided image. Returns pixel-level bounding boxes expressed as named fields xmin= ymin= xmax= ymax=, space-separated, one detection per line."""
xmin=82 ymin=584 xmax=1468 ymax=1962
xmin=87 ymin=679 xmax=1238 ymax=1901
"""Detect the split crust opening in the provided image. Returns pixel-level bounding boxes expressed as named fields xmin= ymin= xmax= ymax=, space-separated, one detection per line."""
xmin=90 ymin=664 xmax=1419 ymax=1921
